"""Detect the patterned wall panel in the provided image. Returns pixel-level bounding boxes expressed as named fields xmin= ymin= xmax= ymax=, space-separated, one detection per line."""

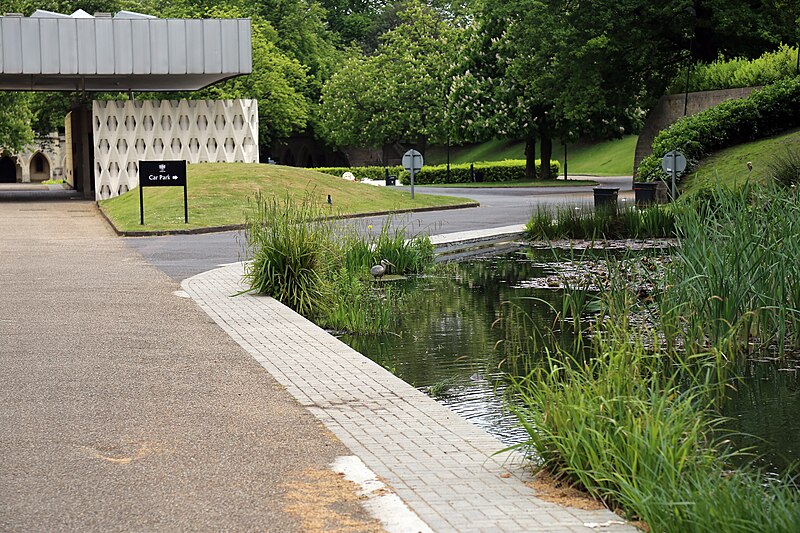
xmin=92 ymin=99 xmax=259 ymax=199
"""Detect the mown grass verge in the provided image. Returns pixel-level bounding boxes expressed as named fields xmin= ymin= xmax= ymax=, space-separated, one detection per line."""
xmin=98 ymin=163 xmax=476 ymax=233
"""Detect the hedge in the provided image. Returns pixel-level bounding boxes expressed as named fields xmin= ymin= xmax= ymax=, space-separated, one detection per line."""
xmin=668 ymin=44 xmax=799 ymax=94
xmin=637 ymin=77 xmax=800 ymax=182
xmin=315 ymin=159 xmax=561 ymax=184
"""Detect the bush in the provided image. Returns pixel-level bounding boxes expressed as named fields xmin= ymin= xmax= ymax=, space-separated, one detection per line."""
xmin=637 ymin=77 xmax=800 ymax=182
xmin=768 ymin=148 xmax=800 ymax=188
xmin=315 ymin=159 xmax=561 ymax=184
xmin=668 ymin=44 xmax=799 ymax=93
xmin=243 ymin=193 xmax=334 ymax=318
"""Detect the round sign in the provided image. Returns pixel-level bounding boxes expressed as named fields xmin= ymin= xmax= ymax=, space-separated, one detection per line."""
xmin=402 ymin=149 xmax=424 ymax=172
xmin=661 ymin=150 xmax=687 ymax=174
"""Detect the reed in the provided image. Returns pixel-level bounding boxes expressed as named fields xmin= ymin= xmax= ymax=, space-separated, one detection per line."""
xmin=525 ymin=204 xmax=676 ymax=240
xmin=662 ymin=183 xmax=800 ymax=358
xmin=243 ymin=193 xmax=334 ymax=318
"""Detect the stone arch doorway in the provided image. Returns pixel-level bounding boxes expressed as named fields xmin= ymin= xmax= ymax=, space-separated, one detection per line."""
xmin=29 ymin=152 xmax=51 ymax=182
xmin=0 ymin=156 xmax=18 ymax=183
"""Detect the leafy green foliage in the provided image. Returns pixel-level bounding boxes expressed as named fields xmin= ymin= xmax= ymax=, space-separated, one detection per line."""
xmin=244 ymin=193 xmax=334 ymax=318
xmin=670 ymin=44 xmax=800 ymax=93
xmin=0 ymin=92 xmax=34 ymax=152
xmin=318 ymin=1 xmax=459 ymax=148
xmin=638 ymin=78 xmax=800 ymax=181
xmin=244 ymin=195 xmax=435 ymax=334
xmin=767 ymin=147 xmax=800 ymax=188
xmin=663 ymin=184 xmax=800 ymax=357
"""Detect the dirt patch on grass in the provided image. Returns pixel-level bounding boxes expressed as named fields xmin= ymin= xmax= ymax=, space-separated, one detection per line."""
xmin=283 ymin=467 xmax=385 ymax=533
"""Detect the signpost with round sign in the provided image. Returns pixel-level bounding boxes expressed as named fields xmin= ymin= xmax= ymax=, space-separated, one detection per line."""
xmin=661 ymin=150 xmax=687 ymax=200
xmin=402 ymin=149 xmax=424 ymax=199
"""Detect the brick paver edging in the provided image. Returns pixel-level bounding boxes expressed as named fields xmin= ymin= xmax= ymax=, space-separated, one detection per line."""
xmin=182 ymin=263 xmax=634 ymax=533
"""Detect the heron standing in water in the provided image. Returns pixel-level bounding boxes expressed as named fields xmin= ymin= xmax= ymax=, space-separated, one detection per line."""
xmin=370 ymin=259 xmax=394 ymax=280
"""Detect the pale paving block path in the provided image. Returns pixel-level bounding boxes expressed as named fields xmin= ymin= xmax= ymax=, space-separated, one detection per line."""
xmin=183 ymin=263 xmax=635 ymax=533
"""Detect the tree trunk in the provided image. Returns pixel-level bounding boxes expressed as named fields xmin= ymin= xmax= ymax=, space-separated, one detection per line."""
xmin=540 ymin=133 xmax=553 ymax=180
xmin=524 ymin=133 xmax=536 ymax=181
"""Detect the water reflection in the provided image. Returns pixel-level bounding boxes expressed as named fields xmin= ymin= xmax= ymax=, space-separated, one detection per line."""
xmin=338 ymin=248 xmax=800 ymax=473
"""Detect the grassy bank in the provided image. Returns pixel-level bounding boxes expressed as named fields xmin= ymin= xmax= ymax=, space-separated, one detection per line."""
xmin=683 ymin=128 xmax=800 ymax=196
xmin=98 ymin=163 xmax=476 ymax=233
xmin=425 ymin=135 xmax=637 ymax=176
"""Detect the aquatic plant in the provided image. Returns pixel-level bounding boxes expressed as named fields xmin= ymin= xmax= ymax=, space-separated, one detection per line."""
xmin=243 ymin=193 xmax=334 ymax=318
xmin=525 ymin=204 xmax=676 ymax=240
xmin=663 ymin=183 xmax=800 ymax=358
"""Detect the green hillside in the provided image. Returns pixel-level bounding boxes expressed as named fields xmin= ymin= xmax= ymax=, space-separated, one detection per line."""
xmin=425 ymin=136 xmax=637 ymax=176
xmin=683 ymin=128 xmax=800 ymax=196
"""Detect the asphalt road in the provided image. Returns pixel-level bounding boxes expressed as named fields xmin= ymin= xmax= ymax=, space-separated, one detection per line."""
xmin=125 ymin=176 xmax=632 ymax=281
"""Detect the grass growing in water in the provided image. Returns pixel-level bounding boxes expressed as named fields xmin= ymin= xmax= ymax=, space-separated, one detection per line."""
xmin=663 ymin=184 xmax=800 ymax=358
xmin=525 ymin=204 xmax=676 ymax=240
xmin=243 ymin=193 xmax=436 ymax=334
xmin=504 ymin=289 xmax=800 ymax=532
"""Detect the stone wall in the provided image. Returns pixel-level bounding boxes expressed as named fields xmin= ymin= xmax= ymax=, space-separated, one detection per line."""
xmin=633 ymin=87 xmax=759 ymax=178
xmin=0 ymin=133 xmax=66 ymax=184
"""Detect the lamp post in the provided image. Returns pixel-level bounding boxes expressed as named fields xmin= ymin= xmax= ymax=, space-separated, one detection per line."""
xmin=683 ymin=7 xmax=696 ymax=117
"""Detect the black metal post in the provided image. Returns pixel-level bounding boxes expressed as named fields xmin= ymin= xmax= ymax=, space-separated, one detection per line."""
xmin=139 ymin=184 xmax=144 ymax=225
xmin=683 ymin=37 xmax=693 ymax=116
xmin=183 ymin=183 xmax=188 ymax=224
xmin=470 ymin=162 xmax=475 ymax=182
xmin=683 ymin=7 xmax=696 ymax=117
xmin=563 ymin=142 xmax=568 ymax=181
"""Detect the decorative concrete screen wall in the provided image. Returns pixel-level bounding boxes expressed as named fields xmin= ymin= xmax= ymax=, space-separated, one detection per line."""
xmin=92 ymin=98 xmax=259 ymax=199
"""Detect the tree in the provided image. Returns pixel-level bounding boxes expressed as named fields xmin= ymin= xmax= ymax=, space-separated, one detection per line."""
xmin=450 ymin=0 xmax=688 ymax=179
xmin=318 ymin=1 xmax=460 ymax=153
xmin=0 ymin=93 xmax=34 ymax=153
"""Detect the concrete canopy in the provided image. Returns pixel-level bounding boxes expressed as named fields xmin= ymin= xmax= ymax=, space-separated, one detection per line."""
xmin=0 ymin=11 xmax=252 ymax=91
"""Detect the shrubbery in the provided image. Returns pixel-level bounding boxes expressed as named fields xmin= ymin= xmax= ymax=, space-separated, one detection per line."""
xmin=669 ymin=44 xmax=799 ymax=94
xmin=315 ymin=159 xmax=561 ymax=184
xmin=637 ymin=77 xmax=800 ymax=181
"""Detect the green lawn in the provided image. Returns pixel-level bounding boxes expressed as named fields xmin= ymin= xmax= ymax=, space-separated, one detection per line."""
xmin=99 ymin=163 xmax=477 ymax=233
xmin=683 ymin=128 xmax=800 ymax=196
xmin=417 ymin=178 xmax=597 ymax=188
xmin=425 ymin=135 xmax=638 ymax=176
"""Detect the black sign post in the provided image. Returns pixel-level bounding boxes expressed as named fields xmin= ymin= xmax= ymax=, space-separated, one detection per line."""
xmin=138 ymin=160 xmax=188 ymax=225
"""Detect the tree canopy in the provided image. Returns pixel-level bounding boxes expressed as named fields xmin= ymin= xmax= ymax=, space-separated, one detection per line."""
xmin=317 ymin=1 xmax=460 ymax=152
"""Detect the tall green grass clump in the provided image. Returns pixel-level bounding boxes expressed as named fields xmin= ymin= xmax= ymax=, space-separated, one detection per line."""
xmin=505 ymin=290 xmax=800 ymax=532
xmin=243 ymin=193 xmax=334 ymax=318
xmin=663 ymin=184 xmax=800 ymax=357
xmin=525 ymin=204 xmax=676 ymax=240
xmin=244 ymin=196 xmax=436 ymax=334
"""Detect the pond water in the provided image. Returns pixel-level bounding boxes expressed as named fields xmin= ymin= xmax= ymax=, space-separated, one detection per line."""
xmin=339 ymin=248 xmax=800 ymax=475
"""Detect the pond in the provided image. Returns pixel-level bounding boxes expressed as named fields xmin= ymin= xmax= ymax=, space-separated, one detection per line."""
xmin=339 ymin=247 xmax=800 ymax=476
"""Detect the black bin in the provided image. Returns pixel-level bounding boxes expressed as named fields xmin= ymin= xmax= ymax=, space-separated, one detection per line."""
xmin=593 ymin=187 xmax=620 ymax=209
xmin=633 ymin=182 xmax=658 ymax=207
xmin=386 ymin=175 xmax=397 ymax=186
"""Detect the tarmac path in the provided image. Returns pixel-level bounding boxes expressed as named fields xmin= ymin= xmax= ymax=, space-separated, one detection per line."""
xmin=0 ymin=199 xmax=376 ymax=532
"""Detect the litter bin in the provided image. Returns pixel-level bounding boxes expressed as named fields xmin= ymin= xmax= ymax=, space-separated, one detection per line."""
xmin=633 ymin=182 xmax=658 ymax=206
xmin=593 ymin=187 xmax=619 ymax=209
xmin=386 ymin=175 xmax=397 ymax=186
